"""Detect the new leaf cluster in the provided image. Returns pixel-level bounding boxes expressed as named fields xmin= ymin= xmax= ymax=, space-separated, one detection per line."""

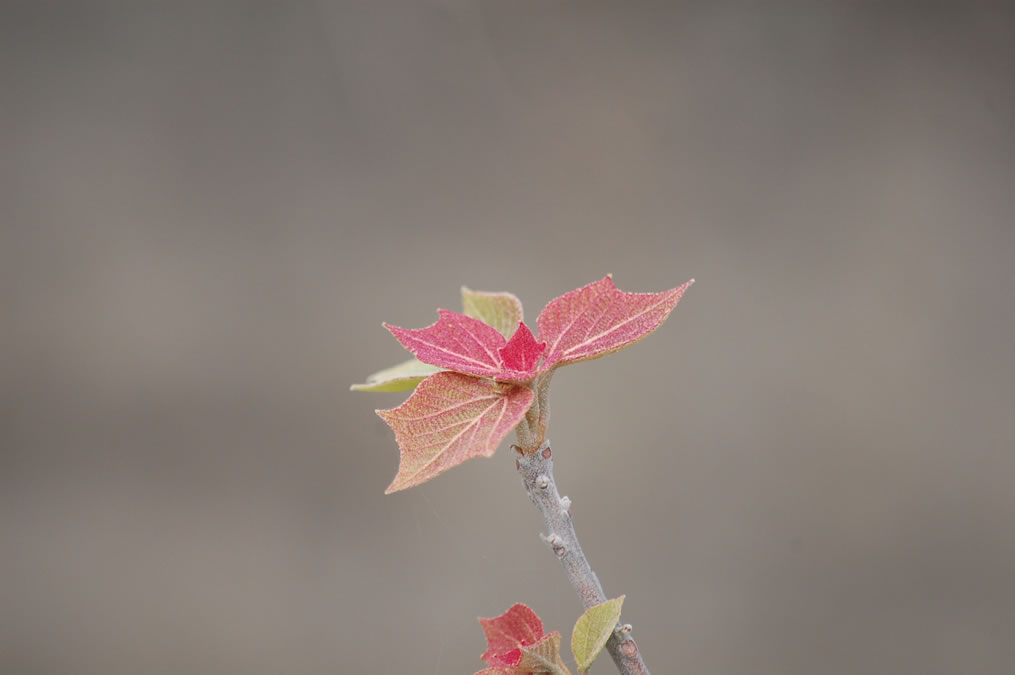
xmin=353 ymin=275 xmax=693 ymax=492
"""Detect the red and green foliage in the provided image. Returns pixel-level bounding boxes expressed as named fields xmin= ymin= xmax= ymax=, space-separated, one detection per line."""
xmin=476 ymin=603 xmax=567 ymax=674
xmin=474 ymin=599 xmax=626 ymax=675
xmin=353 ymin=277 xmax=684 ymax=673
xmin=353 ymin=275 xmax=693 ymax=493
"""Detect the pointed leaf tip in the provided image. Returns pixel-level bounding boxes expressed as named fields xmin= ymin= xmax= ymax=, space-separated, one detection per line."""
xmin=537 ymin=276 xmax=693 ymax=370
xmin=378 ymin=372 xmax=534 ymax=493
xmin=499 ymin=322 xmax=545 ymax=376
xmin=572 ymin=595 xmax=625 ymax=673
xmin=350 ymin=357 xmax=442 ymax=392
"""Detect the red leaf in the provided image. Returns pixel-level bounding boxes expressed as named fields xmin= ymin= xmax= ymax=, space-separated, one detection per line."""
xmin=479 ymin=603 xmax=545 ymax=668
xmin=386 ymin=310 xmax=506 ymax=378
xmin=537 ymin=275 xmax=694 ymax=370
xmin=499 ymin=322 xmax=546 ymax=374
xmin=386 ymin=310 xmax=540 ymax=381
xmin=377 ymin=372 xmax=534 ymax=493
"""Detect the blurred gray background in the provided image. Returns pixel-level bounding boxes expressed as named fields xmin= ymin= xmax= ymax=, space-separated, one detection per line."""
xmin=3 ymin=2 xmax=1014 ymax=673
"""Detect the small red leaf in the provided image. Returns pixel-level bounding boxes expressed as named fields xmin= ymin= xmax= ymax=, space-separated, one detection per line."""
xmin=377 ymin=372 xmax=534 ymax=493
xmin=479 ymin=603 xmax=545 ymax=668
xmin=385 ymin=310 xmax=507 ymax=378
xmin=499 ymin=322 xmax=546 ymax=375
xmin=537 ymin=275 xmax=694 ymax=370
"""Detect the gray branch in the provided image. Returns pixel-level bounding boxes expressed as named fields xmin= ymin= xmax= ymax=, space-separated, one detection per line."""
xmin=515 ymin=440 xmax=650 ymax=675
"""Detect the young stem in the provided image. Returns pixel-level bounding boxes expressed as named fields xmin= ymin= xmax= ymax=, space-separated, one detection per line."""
xmin=515 ymin=439 xmax=650 ymax=675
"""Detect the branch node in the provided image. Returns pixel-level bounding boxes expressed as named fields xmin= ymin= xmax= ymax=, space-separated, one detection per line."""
xmin=559 ymin=495 xmax=571 ymax=511
xmin=541 ymin=533 xmax=566 ymax=556
xmin=536 ymin=474 xmax=550 ymax=490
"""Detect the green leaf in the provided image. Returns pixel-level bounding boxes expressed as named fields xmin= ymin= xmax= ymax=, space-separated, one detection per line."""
xmin=517 ymin=632 xmax=571 ymax=675
xmin=462 ymin=287 xmax=524 ymax=338
xmin=571 ymin=596 xmax=624 ymax=673
xmin=350 ymin=357 xmax=442 ymax=392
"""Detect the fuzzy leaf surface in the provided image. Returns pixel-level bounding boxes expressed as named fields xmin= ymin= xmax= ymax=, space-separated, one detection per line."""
xmin=353 ymin=288 xmax=514 ymax=393
xmin=349 ymin=357 xmax=442 ymax=392
xmin=538 ymin=276 xmax=694 ymax=370
xmin=479 ymin=603 xmax=545 ymax=668
xmin=462 ymin=287 xmax=525 ymax=338
xmin=386 ymin=310 xmax=537 ymax=381
xmin=377 ymin=372 xmax=533 ymax=493
xmin=516 ymin=632 xmax=570 ymax=674
xmin=499 ymin=322 xmax=546 ymax=374
xmin=571 ymin=596 xmax=624 ymax=673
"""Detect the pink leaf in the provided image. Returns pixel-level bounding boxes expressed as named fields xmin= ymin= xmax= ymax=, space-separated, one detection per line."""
xmin=537 ymin=275 xmax=694 ymax=370
xmin=377 ymin=372 xmax=534 ymax=493
xmin=386 ymin=310 xmax=507 ymax=378
xmin=479 ymin=603 xmax=545 ymax=668
xmin=386 ymin=310 xmax=540 ymax=381
xmin=499 ymin=322 xmax=546 ymax=374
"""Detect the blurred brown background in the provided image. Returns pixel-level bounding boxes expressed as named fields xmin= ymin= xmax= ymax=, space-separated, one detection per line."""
xmin=3 ymin=2 xmax=1014 ymax=673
